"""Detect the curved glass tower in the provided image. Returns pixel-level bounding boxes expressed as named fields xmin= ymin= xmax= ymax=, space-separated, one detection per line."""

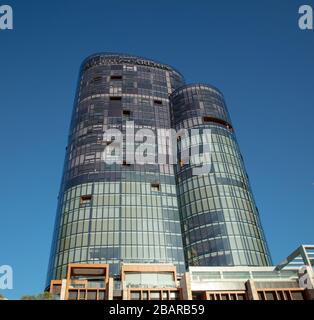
xmin=170 ymin=84 xmax=271 ymax=267
xmin=47 ymin=54 xmax=271 ymax=286
xmin=47 ymin=53 xmax=186 ymax=284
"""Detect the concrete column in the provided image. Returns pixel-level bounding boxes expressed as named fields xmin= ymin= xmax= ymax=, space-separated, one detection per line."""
xmin=107 ymin=277 xmax=113 ymax=300
xmin=122 ymin=284 xmax=128 ymax=300
xmin=246 ymin=280 xmax=259 ymax=300
xmin=180 ymin=272 xmax=192 ymax=300
xmin=60 ymin=279 xmax=67 ymax=300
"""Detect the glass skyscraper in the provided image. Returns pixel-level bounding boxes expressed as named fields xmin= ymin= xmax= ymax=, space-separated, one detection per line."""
xmin=47 ymin=53 xmax=271 ymax=286
xmin=171 ymin=84 xmax=271 ymax=267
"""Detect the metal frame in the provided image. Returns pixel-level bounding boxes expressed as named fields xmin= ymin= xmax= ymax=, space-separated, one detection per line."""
xmin=275 ymin=245 xmax=314 ymax=271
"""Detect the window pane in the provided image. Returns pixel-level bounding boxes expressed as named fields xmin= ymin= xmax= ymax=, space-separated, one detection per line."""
xmin=150 ymin=291 xmax=160 ymax=300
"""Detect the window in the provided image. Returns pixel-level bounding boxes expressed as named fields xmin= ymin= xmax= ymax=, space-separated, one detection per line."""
xmin=150 ymin=291 xmax=161 ymax=300
xmin=130 ymin=291 xmax=140 ymax=300
xmin=141 ymin=273 xmax=155 ymax=285
xmin=290 ymin=291 xmax=304 ymax=300
xmin=265 ymin=291 xmax=276 ymax=300
xmin=192 ymin=292 xmax=205 ymax=300
xmin=122 ymin=109 xmax=131 ymax=121
xmin=68 ymin=290 xmax=78 ymax=300
xmin=122 ymin=110 xmax=131 ymax=116
xmin=125 ymin=273 xmax=141 ymax=287
xmin=93 ymin=76 xmax=102 ymax=83
xmin=79 ymin=291 xmax=86 ymax=300
xmin=221 ymin=294 xmax=228 ymax=300
xmin=158 ymin=273 xmax=174 ymax=286
xmin=154 ymin=99 xmax=162 ymax=105
xmin=169 ymin=291 xmax=179 ymax=300
xmin=98 ymin=291 xmax=105 ymax=300
xmin=110 ymin=75 xmax=122 ymax=80
xmin=110 ymin=96 xmax=122 ymax=101
xmin=237 ymin=294 xmax=246 ymax=300
xmin=80 ymin=195 xmax=92 ymax=205
xmin=203 ymin=116 xmax=213 ymax=123
xmin=151 ymin=183 xmax=160 ymax=191
xmin=125 ymin=272 xmax=174 ymax=288
xmin=51 ymin=285 xmax=61 ymax=295
xmin=86 ymin=290 xmax=97 ymax=300
xmin=223 ymin=271 xmax=250 ymax=279
xmin=277 ymin=291 xmax=286 ymax=300
xmin=202 ymin=116 xmax=233 ymax=131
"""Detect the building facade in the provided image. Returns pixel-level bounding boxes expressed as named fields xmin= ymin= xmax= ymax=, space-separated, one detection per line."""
xmin=171 ymin=85 xmax=271 ymax=268
xmin=49 ymin=245 xmax=314 ymax=300
xmin=47 ymin=53 xmax=271 ymax=287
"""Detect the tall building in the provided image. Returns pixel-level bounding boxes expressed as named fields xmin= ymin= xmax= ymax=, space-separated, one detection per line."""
xmin=47 ymin=53 xmax=187 ymax=284
xmin=47 ymin=53 xmax=271 ymax=287
xmin=171 ymin=84 xmax=271 ymax=267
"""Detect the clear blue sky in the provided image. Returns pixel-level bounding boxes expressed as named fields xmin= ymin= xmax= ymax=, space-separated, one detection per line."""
xmin=0 ymin=0 xmax=313 ymax=299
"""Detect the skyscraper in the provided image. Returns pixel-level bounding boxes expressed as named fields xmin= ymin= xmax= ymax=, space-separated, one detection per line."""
xmin=171 ymin=84 xmax=271 ymax=267
xmin=47 ymin=53 xmax=271 ymax=286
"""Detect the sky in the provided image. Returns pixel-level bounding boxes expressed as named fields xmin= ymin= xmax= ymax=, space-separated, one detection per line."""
xmin=0 ymin=0 xmax=313 ymax=299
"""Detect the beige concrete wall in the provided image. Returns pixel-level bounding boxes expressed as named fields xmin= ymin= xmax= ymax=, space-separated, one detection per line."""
xmin=180 ymin=272 xmax=192 ymax=300
xmin=245 ymin=280 xmax=259 ymax=300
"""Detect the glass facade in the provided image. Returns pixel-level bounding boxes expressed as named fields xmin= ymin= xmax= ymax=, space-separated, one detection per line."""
xmin=47 ymin=53 xmax=186 ymax=285
xmin=47 ymin=54 xmax=271 ymax=287
xmin=125 ymin=272 xmax=176 ymax=288
xmin=170 ymin=84 xmax=271 ymax=268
